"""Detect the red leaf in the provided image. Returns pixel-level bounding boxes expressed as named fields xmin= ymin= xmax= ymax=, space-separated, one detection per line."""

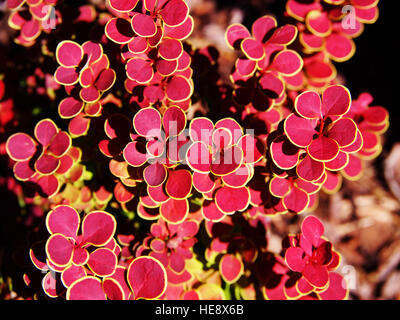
xmin=35 ymin=153 xmax=60 ymax=175
xmin=56 ymin=41 xmax=83 ymax=67
xmin=109 ymin=0 xmax=139 ymax=12
xmin=133 ymin=107 xmax=161 ymax=137
xmin=325 ymin=33 xmax=355 ymax=62
xmin=285 ymin=247 xmax=306 ymax=272
xmin=284 ymin=114 xmax=317 ymax=148
xmin=302 ymin=215 xmax=324 ymax=246
xmin=295 ymin=90 xmax=322 ymax=119
xmin=160 ymin=0 xmax=189 ymax=27
xmin=189 ymin=117 xmax=214 ymax=145
xmin=46 ymin=233 xmax=74 ymax=267
xmin=241 ymin=38 xmax=264 ymax=61
xmin=123 ymin=141 xmax=148 ymax=167
xmin=321 ymin=85 xmax=351 ymax=117
xmin=127 ymin=256 xmax=167 ymax=299
xmin=165 ymin=169 xmax=192 ymax=199
xmin=186 ymin=141 xmax=212 ymax=173
xmin=160 ymin=198 xmax=188 ymax=224
xmin=105 ymin=18 xmax=135 ymax=44
xmin=283 ymin=187 xmax=309 ymax=213
xmin=87 ymin=248 xmax=117 ymax=277
xmin=269 ymin=24 xmax=297 ymax=45
xmin=164 ymin=15 xmax=194 ymax=40
xmin=303 ymin=263 xmax=329 ymax=288
xmin=307 ymin=135 xmax=339 ymax=162
xmin=6 ymin=133 xmax=36 ymax=161
xmin=252 ymin=15 xmax=277 ymax=43
xmin=58 ymin=97 xmax=84 ymax=119
xmin=162 ymin=106 xmax=186 ymax=137
xmin=48 ymin=131 xmax=71 ymax=157
xmin=210 ymin=145 xmax=243 ymax=176
xmin=46 ymin=205 xmax=80 ymax=239
xmin=225 ymin=23 xmax=250 ymax=49
xmin=165 ymin=76 xmax=192 ymax=102
xmin=327 ymin=118 xmax=357 ymax=147
xmin=318 ymin=272 xmax=348 ymax=300
xmin=269 ymin=176 xmax=291 ymax=198
xmin=35 ymin=119 xmax=58 ymax=147
xmin=131 ymin=13 xmax=157 ymax=37
xmin=306 ymin=10 xmax=331 ymax=36
xmin=13 ymin=160 xmax=35 ymax=180
xmin=222 ymin=165 xmax=251 ymax=188
xmin=95 ymin=69 xmax=116 ymax=91
xmin=220 ymin=254 xmax=244 ymax=284
xmin=297 ymin=154 xmax=325 ymax=182
xmin=81 ymin=211 xmax=116 ymax=247
xmin=143 ymin=162 xmax=167 ymax=187
xmin=202 ymin=200 xmax=225 ymax=222
xmin=67 ymin=276 xmax=106 ymax=300
xmin=270 ymin=135 xmax=300 ymax=170
xmin=270 ymin=50 xmax=303 ymax=76
xmin=36 ymin=175 xmax=60 ymax=197
xmin=215 ymin=186 xmax=250 ymax=214
xmin=159 ymin=38 xmax=183 ymax=60
xmin=61 ymin=265 xmax=86 ymax=288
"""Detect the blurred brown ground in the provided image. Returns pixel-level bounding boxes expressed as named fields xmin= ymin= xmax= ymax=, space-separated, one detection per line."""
xmin=0 ymin=0 xmax=397 ymax=300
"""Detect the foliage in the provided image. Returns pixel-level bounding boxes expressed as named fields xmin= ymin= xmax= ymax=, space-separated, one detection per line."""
xmin=0 ymin=0 xmax=387 ymax=300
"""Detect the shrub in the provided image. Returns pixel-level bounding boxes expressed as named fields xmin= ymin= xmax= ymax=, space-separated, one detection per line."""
xmin=0 ymin=0 xmax=386 ymax=300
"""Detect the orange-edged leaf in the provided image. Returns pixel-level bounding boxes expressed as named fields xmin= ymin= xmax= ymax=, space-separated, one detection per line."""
xmin=283 ymin=187 xmax=309 ymax=213
xmin=61 ymin=265 xmax=86 ymax=288
xmin=6 ymin=133 xmax=36 ymax=161
xmin=318 ymin=272 xmax=348 ymax=300
xmin=87 ymin=248 xmax=117 ymax=277
xmin=160 ymin=0 xmax=189 ymax=27
xmin=46 ymin=205 xmax=80 ymax=239
xmin=160 ymin=198 xmax=188 ymax=224
xmin=297 ymin=154 xmax=325 ymax=182
xmin=215 ymin=186 xmax=250 ymax=214
xmin=66 ymin=276 xmax=106 ymax=300
xmin=165 ymin=169 xmax=192 ymax=199
xmin=219 ymin=254 xmax=244 ymax=284
xmin=127 ymin=256 xmax=167 ymax=299
xmin=46 ymin=233 xmax=74 ymax=267
xmin=81 ymin=211 xmax=116 ymax=247
xmin=225 ymin=23 xmax=250 ymax=49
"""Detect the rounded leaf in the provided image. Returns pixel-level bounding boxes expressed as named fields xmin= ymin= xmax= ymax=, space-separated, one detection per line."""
xmin=46 ymin=233 xmax=74 ymax=267
xmin=215 ymin=186 xmax=250 ymax=214
xmin=143 ymin=162 xmax=167 ymax=187
xmin=165 ymin=169 xmax=192 ymax=199
xmin=321 ymin=85 xmax=351 ymax=117
xmin=81 ymin=211 xmax=117 ymax=247
xmin=56 ymin=41 xmax=83 ymax=67
xmin=219 ymin=254 xmax=244 ymax=284
xmin=165 ymin=76 xmax=192 ymax=102
xmin=133 ymin=107 xmax=161 ymax=137
xmin=67 ymin=276 xmax=106 ymax=300
xmin=46 ymin=205 xmax=80 ymax=239
xmin=131 ymin=13 xmax=157 ymax=37
xmin=127 ymin=256 xmax=167 ymax=299
xmin=87 ymin=248 xmax=118 ymax=277
xmin=160 ymin=0 xmax=189 ymax=27
xmin=6 ymin=133 xmax=36 ymax=161
xmin=160 ymin=198 xmax=188 ymax=224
